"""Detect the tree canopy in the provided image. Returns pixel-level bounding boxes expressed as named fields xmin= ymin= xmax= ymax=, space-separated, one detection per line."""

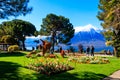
xmin=0 ymin=35 xmax=18 ymax=44
xmin=97 ymin=0 xmax=120 ymax=29
xmin=0 ymin=19 xmax=36 ymax=50
xmin=0 ymin=0 xmax=32 ymax=19
xmin=97 ymin=0 xmax=120 ymax=57
xmin=40 ymin=13 xmax=75 ymax=43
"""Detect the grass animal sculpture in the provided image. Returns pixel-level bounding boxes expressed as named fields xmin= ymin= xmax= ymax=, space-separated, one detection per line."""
xmin=40 ymin=39 xmax=51 ymax=56
xmin=26 ymin=50 xmax=36 ymax=58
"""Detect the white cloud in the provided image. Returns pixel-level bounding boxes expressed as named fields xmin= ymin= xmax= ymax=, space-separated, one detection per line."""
xmin=74 ymin=24 xmax=103 ymax=33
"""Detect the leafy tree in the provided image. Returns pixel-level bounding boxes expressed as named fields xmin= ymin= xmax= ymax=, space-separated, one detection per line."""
xmin=40 ymin=13 xmax=75 ymax=53
xmin=69 ymin=46 xmax=75 ymax=53
xmin=0 ymin=0 xmax=32 ymax=19
xmin=0 ymin=21 xmax=14 ymax=37
xmin=97 ymin=0 xmax=120 ymax=57
xmin=34 ymin=31 xmax=40 ymax=37
xmin=0 ymin=19 xmax=36 ymax=50
xmin=0 ymin=35 xmax=18 ymax=44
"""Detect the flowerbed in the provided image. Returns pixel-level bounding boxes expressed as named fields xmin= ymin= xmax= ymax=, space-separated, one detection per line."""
xmin=67 ymin=53 xmax=86 ymax=56
xmin=44 ymin=53 xmax=58 ymax=58
xmin=26 ymin=58 xmax=74 ymax=75
xmin=68 ymin=56 xmax=110 ymax=64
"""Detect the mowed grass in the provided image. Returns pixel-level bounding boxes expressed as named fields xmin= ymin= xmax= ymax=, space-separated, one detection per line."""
xmin=0 ymin=51 xmax=120 ymax=80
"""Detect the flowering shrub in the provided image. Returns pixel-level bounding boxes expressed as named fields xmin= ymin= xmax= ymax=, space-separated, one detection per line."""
xmin=67 ymin=53 xmax=86 ymax=57
xmin=68 ymin=56 xmax=110 ymax=64
xmin=44 ymin=53 xmax=58 ymax=58
xmin=26 ymin=58 xmax=74 ymax=75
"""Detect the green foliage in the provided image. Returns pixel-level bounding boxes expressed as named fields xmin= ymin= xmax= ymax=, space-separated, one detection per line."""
xmin=97 ymin=0 xmax=120 ymax=57
xmin=0 ymin=35 xmax=18 ymax=44
xmin=40 ymin=13 xmax=75 ymax=43
xmin=0 ymin=19 xmax=36 ymax=38
xmin=0 ymin=0 xmax=32 ymax=19
xmin=97 ymin=0 xmax=120 ymax=29
xmin=101 ymin=29 xmax=113 ymax=41
xmin=0 ymin=19 xmax=36 ymax=50
xmin=8 ymin=45 xmax=19 ymax=52
xmin=34 ymin=31 xmax=40 ymax=37
xmin=69 ymin=46 xmax=76 ymax=53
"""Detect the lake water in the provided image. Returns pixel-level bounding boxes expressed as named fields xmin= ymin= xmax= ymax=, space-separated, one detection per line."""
xmin=25 ymin=38 xmax=113 ymax=52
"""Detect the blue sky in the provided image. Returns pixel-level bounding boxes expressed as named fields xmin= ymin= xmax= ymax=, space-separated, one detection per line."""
xmin=0 ymin=0 xmax=102 ymax=31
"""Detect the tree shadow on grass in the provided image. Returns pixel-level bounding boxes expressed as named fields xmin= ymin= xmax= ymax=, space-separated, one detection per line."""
xmin=0 ymin=51 xmax=26 ymax=57
xmin=32 ymin=71 xmax=80 ymax=80
xmin=30 ymin=71 xmax=107 ymax=80
xmin=77 ymin=71 xmax=107 ymax=80
xmin=0 ymin=61 xmax=22 ymax=80
xmin=0 ymin=61 xmax=39 ymax=80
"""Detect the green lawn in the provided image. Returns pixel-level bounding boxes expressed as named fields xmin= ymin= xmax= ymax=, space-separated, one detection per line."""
xmin=0 ymin=51 xmax=120 ymax=80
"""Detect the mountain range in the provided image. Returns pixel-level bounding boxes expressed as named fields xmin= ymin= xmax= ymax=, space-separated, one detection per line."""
xmin=69 ymin=28 xmax=107 ymax=52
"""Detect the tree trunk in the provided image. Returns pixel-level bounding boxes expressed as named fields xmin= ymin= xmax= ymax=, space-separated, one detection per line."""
xmin=51 ymin=34 xmax=55 ymax=54
xmin=22 ymin=40 xmax=26 ymax=51
xmin=21 ymin=36 xmax=26 ymax=51
xmin=50 ymin=31 xmax=56 ymax=54
xmin=114 ymin=47 xmax=119 ymax=57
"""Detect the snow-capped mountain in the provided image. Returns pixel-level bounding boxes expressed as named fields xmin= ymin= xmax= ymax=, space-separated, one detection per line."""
xmin=71 ymin=28 xmax=105 ymax=43
xmin=69 ymin=25 xmax=112 ymax=52
xmin=74 ymin=24 xmax=102 ymax=33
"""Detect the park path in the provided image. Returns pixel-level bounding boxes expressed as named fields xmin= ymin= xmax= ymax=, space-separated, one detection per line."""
xmin=103 ymin=70 xmax=120 ymax=80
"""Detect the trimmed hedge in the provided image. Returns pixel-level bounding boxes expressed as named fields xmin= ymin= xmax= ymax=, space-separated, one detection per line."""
xmin=8 ymin=45 xmax=19 ymax=52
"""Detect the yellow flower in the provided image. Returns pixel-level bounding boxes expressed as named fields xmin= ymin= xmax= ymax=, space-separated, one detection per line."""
xmin=39 ymin=58 xmax=44 ymax=62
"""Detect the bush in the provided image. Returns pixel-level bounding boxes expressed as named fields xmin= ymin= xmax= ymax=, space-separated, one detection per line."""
xmin=68 ymin=56 xmax=110 ymax=64
xmin=8 ymin=45 xmax=19 ymax=52
xmin=1 ymin=35 xmax=18 ymax=44
xmin=69 ymin=46 xmax=75 ymax=53
xmin=44 ymin=53 xmax=57 ymax=58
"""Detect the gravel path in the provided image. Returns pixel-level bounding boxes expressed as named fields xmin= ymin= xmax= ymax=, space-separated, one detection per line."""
xmin=103 ymin=70 xmax=120 ymax=80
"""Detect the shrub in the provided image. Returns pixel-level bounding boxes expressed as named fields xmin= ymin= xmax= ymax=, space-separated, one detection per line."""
xmin=8 ymin=45 xmax=19 ymax=52
xmin=44 ymin=53 xmax=57 ymax=58
xmin=68 ymin=56 xmax=110 ymax=64
xmin=1 ymin=35 xmax=18 ymax=44
xmin=69 ymin=46 xmax=75 ymax=53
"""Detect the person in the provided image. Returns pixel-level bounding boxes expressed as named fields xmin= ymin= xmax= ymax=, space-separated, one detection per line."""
xmin=86 ymin=46 xmax=90 ymax=56
xmin=32 ymin=47 xmax=35 ymax=50
xmin=78 ymin=44 xmax=83 ymax=54
xmin=59 ymin=47 xmax=62 ymax=53
xmin=91 ymin=45 xmax=94 ymax=56
xmin=59 ymin=47 xmax=66 ymax=57
xmin=107 ymin=49 xmax=111 ymax=55
xmin=104 ymin=50 xmax=107 ymax=55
